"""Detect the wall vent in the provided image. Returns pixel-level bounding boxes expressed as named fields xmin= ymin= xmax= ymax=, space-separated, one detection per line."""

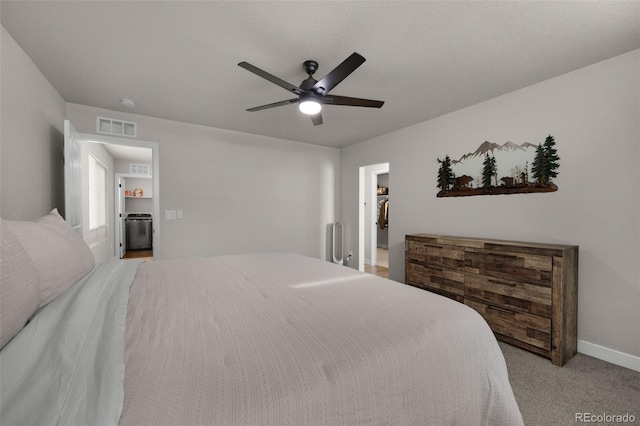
xmin=97 ymin=116 xmax=137 ymax=138
xmin=130 ymin=163 xmax=150 ymax=175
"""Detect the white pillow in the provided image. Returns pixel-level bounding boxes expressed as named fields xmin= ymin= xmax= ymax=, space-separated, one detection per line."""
xmin=5 ymin=209 xmax=95 ymax=307
xmin=0 ymin=221 xmax=40 ymax=349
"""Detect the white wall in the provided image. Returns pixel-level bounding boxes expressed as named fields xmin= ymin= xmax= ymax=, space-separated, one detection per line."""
xmin=0 ymin=26 xmax=66 ymax=220
xmin=66 ymin=104 xmax=340 ymax=261
xmin=341 ymin=50 xmax=640 ymax=363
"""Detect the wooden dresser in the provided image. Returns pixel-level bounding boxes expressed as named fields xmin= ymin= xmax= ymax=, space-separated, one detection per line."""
xmin=405 ymin=234 xmax=578 ymax=366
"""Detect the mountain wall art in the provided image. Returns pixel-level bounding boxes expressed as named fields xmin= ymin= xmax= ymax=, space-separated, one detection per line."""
xmin=437 ymin=135 xmax=560 ymax=197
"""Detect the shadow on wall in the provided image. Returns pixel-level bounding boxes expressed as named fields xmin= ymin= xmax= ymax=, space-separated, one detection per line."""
xmin=325 ymin=223 xmax=333 ymax=262
xmin=49 ymin=125 xmax=65 ymax=218
xmin=389 ymin=242 xmax=405 ymax=283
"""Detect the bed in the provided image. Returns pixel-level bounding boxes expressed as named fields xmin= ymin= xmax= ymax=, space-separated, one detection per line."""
xmin=1 ymin=209 xmax=523 ymax=425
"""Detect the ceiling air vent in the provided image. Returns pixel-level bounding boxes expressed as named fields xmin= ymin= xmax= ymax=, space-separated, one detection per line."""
xmin=97 ymin=116 xmax=137 ymax=138
xmin=130 ymin=163 xmax=150 ymax=175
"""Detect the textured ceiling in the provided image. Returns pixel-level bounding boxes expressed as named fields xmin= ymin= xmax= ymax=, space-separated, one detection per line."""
xmin=2 ymin=1 xmax=639 ymax=148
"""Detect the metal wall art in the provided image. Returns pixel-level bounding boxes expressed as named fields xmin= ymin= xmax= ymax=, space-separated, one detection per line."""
xmin=437 ymin=135 xmax=560 ymax=197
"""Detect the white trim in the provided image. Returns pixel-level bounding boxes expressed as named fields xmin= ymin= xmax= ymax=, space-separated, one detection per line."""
xmin=578 ymin=340 xmax=640 ymax=372
xmin=118 ymin=173 xmax=152 ymax=179
xmin=358 ymin=163 xmax=389 ymax=271
xmin=358 ymin=167 xmax=365 ymax=271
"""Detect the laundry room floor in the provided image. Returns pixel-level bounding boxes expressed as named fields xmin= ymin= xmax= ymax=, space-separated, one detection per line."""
xmin=123 ymin=250 xmax=153 ymax=261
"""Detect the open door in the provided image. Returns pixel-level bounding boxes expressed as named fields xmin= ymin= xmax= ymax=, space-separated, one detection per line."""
xmin=116 ymin=175 xmax=126 ymax=258
xmin=64 ymin=120 xmax=83 ymax=236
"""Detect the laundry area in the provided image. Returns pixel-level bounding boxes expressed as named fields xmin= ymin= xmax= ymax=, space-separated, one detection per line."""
xmin=116 ymin=162 xmax=154 ymax=260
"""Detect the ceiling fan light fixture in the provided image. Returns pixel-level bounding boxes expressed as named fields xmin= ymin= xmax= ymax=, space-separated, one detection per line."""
xmin=299 ymin=99 xmax=321 ymax=115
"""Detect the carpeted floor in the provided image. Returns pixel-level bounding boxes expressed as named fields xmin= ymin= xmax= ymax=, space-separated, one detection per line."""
xmin=499 ymin=342 xmax=640 ymax=425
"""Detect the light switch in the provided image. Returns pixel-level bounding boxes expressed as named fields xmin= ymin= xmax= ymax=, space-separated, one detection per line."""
xmin=165 ymin=210 xmax=177 ymax=220
xmin=177 ymin=210 xmax=183 ymax=219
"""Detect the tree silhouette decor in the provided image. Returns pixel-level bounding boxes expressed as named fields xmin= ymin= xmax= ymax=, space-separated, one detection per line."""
xmin=543 ymin=134 xmax=560 ymax=183
xmin=531 ymin=143 xmax=545 ymax=185
xmin=482 ymin=154 xmax=497 ymax=188
xmin=532 ymin=135 xmax=560 ymax=186
xmin=437 ymin=155 xmax=455 ymax=192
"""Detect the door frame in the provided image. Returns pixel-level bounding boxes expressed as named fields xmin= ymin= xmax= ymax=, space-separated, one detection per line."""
xmin=358 ymin=162 xmax=389 ymax=272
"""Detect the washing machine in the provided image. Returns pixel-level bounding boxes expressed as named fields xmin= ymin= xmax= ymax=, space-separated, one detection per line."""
xmin=125 ymin=213 xmax=153 ymax=250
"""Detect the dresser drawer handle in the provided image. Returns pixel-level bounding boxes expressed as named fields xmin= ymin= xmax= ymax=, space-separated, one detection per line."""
xmin=487 ymin=305 xmax=516 ymax=315
xmin=488 ymin=279 xmax=517 ymax=287
xmin=422 ymin=243 xmax=443 ymax=249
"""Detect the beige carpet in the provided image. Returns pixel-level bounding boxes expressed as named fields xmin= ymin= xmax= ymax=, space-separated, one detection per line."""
xmin=499 ymin=342 xmax=640 ymax=425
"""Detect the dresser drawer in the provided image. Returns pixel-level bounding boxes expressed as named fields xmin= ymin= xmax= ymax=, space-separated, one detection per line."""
xmin=406 ymin=262 xmax=464 ymax=301
xmin=465 ymin=299 xmax=551 ymax=352
xmin=407 ymin=239 xmax=465 ymax=268
xmin=465 ymin=248 xmax=553 ymax=287
xmin=465 ymin=273 xmax=552 ymax=318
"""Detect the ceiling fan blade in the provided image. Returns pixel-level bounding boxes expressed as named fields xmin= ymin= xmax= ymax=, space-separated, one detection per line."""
xmin=246 ymin=98 xmax=298 ymax=112
xmin=238 ymin=62 xmax=302 ymax=95
xmin=312 ymin=52 xmax=366 ymax=95
xmin=310 ymin=112 xmax=323 ymax=126
xmin=322 ymin=95 xmax=384 ymax=108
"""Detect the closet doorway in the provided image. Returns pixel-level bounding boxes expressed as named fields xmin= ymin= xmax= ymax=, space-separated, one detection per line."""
xmin=358 ymin=163 xmax=389 ymax=278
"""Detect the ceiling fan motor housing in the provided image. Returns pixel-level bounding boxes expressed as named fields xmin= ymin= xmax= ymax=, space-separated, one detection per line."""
xmin=303 ymin=60 xmax=318 ymax=75
xmin=301 ymin=60 xmax=321 ymax=91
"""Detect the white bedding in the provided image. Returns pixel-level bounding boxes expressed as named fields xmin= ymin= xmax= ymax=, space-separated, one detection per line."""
xmin=1 ymin=259 xmax=142 ymax=426
xmin=1 ymin=252 xmax=523 ymax=425
xmin=121 ymin=253 xmax=523 ymax=425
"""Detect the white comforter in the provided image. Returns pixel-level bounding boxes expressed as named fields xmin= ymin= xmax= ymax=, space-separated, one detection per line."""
xmin=121 ymin=253 xmax=522 ymax=425
xmin=1 ymin=252 xmax=523 ymax=425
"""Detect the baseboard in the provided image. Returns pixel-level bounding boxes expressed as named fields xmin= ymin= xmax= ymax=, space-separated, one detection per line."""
xmin=578 ymin=340 xmax=640 ymax=372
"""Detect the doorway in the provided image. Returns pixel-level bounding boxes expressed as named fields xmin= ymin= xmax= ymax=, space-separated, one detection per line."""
xmin=64 ymin=120 xmax=159 ymax=263
xmin=114 ymin=159 xmax=154 ymax=260
xmin=91 ymin=140 xmax=157 ymax=261
xmin=358 ymin=163 xmax=390 ymax=278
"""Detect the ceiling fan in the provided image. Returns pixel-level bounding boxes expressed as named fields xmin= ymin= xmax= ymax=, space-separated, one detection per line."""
xmin=238 ymin=52 xmax=384 ymax=126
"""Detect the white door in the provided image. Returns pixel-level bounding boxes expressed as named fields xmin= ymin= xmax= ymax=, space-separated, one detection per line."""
xmin=116 ymin=175 xmax=127 ymax=258
xmin=64 ymin=120 xmax=83 ymax=236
